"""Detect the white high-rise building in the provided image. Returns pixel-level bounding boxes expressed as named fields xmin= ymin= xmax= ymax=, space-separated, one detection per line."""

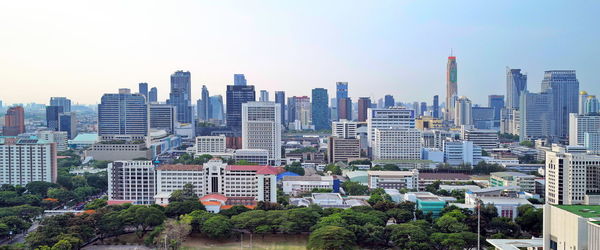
xmin=367 ymin=107 xmax=415 ymax=146
xmin=0 ymin=137 xmax=57 ymax=186
xmin=242 ymin=102 xmax=282 ymax=165
xmin=372 ymin=128 xmax=422 ymax=160
xmin=332 ymin=120 xmax=358 ymax=139
xmin=443 ymin=141 xmax=482 ymax=166
xmin=568 ymin=113 xmax=600 ymax=146
xmin=36 ymin=130 xmax=68 ymax=151
xmin=454 ymin=96 xmax=473 ymax=127
xmin=545 ymin=145 xmax=600 ymax=205
xmin=108 ymin=161 xmax=156 ymax=205
xmin=195 ymin=135 xmax=227 ymax=155
xmin=461 ymin=128 xmax=499 ymax=150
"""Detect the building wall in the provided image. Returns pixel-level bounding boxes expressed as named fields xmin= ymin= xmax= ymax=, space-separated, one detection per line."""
xmin=0 ymin=141 xmax=57 ymax=185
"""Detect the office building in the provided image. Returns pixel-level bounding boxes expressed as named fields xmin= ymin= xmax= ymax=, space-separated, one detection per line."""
xmin=242 ymin=102 xmax=281 ymax=165
xmin=234 ymin=74 xmax=247 ymax=86
xmin=446 ymin=55 xmax=458 ymax=120
xmin=0 ymin=137 xmax=57 ymax=185
xmin=506 ymin=68 xmax=527 ymax=109
xmin=419 ymin=102 xmax=427 ymax=117
xmin=472 ymin=107 xmax=495 ymax=129
xmin=275 ymin=91 xmax=286 ymax=126
xmin=357 ymin=97 xmax=371 ymax=122
xmin=584 ymin=133 xmax=600 ymax=155
xmin=488 ymin=95 xmax=504 ymax=123
xmin=338 ymin=97 xmax=352 ymax=121
xmin=168 ymin=70 xmax=193 ymax=124
xmin=367 ymin=170 xmax=419 ymax=189
xmin=311 ymin=88 xmax=330 ymax=130
xmin=432 ymin=95 xmax=439 ymax=118
xmin=59 ymin=112 xmax=77 ymax=139
xmin=234 ymin=149 xmax=269 ymax=165
xmin=259 ymin=90 xmax=269 ymax=102
xmin=209 ymin=95 xmax=224 ymax=121
xmin=3 ymin=106 xmax=25 ymax=136
xmin=384 ymin=95 xmax=395 ymax=108
xmin=332 ymin=120 xmax=358 ymax=139
xmin=490 ymin=172 xmax=536 ymax=193
xmin=149 ymin=104 xmax=176 ymax=133
xmin=543 ymin=204 xmax=600 ymax=250
xmin=541 ymin=70 xmax=580 ymax=141
xmin=569 ymin=114 xmax=600 ymax=147
xmin=415 ymin=116 xmax=443 ymax=130
xmin=98 ymin=89 xmax=148 ymax=142
xmin=226 ymin=84 xmax=255 ymax=131
xmin=367 ymin=107 xmax=415 ymax=146
xmin=336 ymin=82 xmax=349 ymax=119
xmin=138 ymin=83 xmax=148 ymax=100
xmin=461 ymin=128 xmax=499 ymax=150
xmin=444 ymin=141 xmax=482 ymax=166
xmin=585 ymin=95 xmax=599 ymax=114
xmin=197 ymin=85 xmax=210 ymax=121
xmin=290 ymin=96 xmax=311 ymax=130
xmin=519 ymin=90 xmax=555 ymax=141
xmin=454 ymin=96 xmax=472 ymax=126
xmin=327 ymin=136 xmax=360 ymax=163
xmin=49 ymin=97 xmax=71 ymax=113
xmin=155 ymin=164 xmax=204 ymax=197
xmin=149 ymin=87 xmax=158 ymax=103
xmin=372 ymin=128 xmax=422 ymax=160
xmin=36 ymin=130 xmax=68 ymax=151
xmin=108 ymin=161 xmax=156 ymax=205
xmin=195 ymin=135 xmax=227 ymax=155
xmin=545 ymin=145 xmax=600 ymax=205
xmin=412 ymin=102 xmax=420 ymax=116
xmin=45 ymin=106 xmax=63 ymax=131
xmin=579 ymin=91 xmax=589 ymax=115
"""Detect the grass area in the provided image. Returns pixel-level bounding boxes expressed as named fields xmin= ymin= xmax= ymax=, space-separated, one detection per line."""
xmin=181 ymin=233 xmax=307 ymax=250
xmin=555 ymin=205 xmax=600 ymax=218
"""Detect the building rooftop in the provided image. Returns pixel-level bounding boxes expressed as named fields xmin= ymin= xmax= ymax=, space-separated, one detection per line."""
xmin=419 ymin=172 xmax=470 ymax=180
xmin=486 ymin=238 xmax=543 ymax=250
xmin=226 ymin=165 xmax=281 ymax=175
xmin=367 ymin=170 xmax=417 ymax=176
xmin=282 ymin=176 xmax=330 ymax=181
xmin=156 ymin=164 xmax=203 ymax=171
xmin=555 ymin=205 xmax=600 ymax=218
xmin=491 ymin=171 xmax=535 ymax=178
xmin=70 ymin=133 xmax=99 ymax=143
xmin=479 ymin=197 xmax=531 ymax=205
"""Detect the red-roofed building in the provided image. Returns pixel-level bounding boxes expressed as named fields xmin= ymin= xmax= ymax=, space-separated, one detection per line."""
xmin=107 ymin=200 xmax=134 ymax=206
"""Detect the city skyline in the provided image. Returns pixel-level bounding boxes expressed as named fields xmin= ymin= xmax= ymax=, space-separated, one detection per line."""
xmin=1 ymin=1 xmax=599 ymax=105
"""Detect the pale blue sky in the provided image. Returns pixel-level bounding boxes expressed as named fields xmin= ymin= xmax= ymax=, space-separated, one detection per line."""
xmin=0 ymin=0 xmax=599 ymax=106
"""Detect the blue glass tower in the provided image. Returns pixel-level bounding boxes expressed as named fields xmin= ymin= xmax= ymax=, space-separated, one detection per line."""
xmin=312 ymin=88 xmax=330 ymax=130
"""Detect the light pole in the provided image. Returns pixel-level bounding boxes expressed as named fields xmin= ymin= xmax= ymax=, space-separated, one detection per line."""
xmin=477 ymin=198 xmax=481 ymax=250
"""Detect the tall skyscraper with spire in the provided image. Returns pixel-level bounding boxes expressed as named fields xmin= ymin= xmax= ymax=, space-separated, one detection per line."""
xmin=445 ymin=53 xmax=457 ymax=121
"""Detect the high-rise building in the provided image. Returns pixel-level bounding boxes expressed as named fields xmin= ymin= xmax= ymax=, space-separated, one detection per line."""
xmin=505 ymin=68 xmax=527 ymax=109
xmin=384 ymin=95 xmax=395 ymax=108
xmin=36 ymin=130 xmax=68 ymax=152
xmin=488 ymin=95 xmax=504 ymax=121
xmin=49 ymin=97 xmax=72 ymax=113
xmin=444 ymin=141 xmax=482 ymax=166
xmin=195 ymin=135 xmax=227 ymax=155
xmin=541 ymin=70 xmax=580 ymax=141
xmin=0 ymin=137 xmax=57 ymax=186
xmin=311 ymin=88 xmax=330 ymax=130
xmin=59 ymin=112 xmax=78 ymax=139
xmin=568 ymin=114 xmax=600 ymax=147
xmin=149 ymin=87 xmax=158 ymax=103
xmin=150 ymin=104 xmax=176 ymax=133
xmin=275 ymin=91 xmax=286 ymax=126
xmin=327 ymin=136 xmax=360 ymax=163
xmin=338 ymin=97 xmax=352 ymax=121
xmin=138 ymin=82 xmax=148 ymax=100
xmin=3 ymin=106 xmax=25 ymax=136
xmin=242 ymin=102 xmax=281 ymax=165
xmin=432 ymin=95 xmax=439 ymax=118
xmin=454 ymin=96 xmax=473 ymax=127
xmin=108 ymin=161 xmax=156 ymax=205
xmin=446 ymin=55 xmax=458 ymax=120
xmin=234 ymin=74 xmax=247 ymax=86
xmin=291 ymin=96 xmax=311 ymax=130
xmin=197 ymin=85 xmax=210 ymax=121
xmin=98 ymin=88 xmax=148 ymax=142
xmin=461 ymin=128 xmax=499 ymax=150
xmin=472 ymin=107 xmax=495 ymax=129
xmin=226 ymin=84 xmax=255 ymax=131
xmin=332 ymin=120 xmax=358 ymax=139
xmin=545 ymin=145 xmax=600 ymax=205
xmin=420 ymin=102 xmax=427 ymax=117
xmin=357 ymin=97 xmax=371 ymax=122
xmin=585 ymin=95 xmax=599 ymax=114
xmin=372 ymin=128 xmax=422 ymax=160
xmin=45 ymin=106 xmax=63 ymax=131
xmin=336 ymin=82 xmax=350 ymax=120
xmin=259 ymin=90 xmax=269 ymax=102
xmin=367 ymin=107 xmax=415 ymax=146
xmin=209 ymin=95 xmax=224 ymax=121
xmin=168 ymin=70 xmax=193 ymax=124
xmin=519 ymin=90 xmax=555 ymax=141
xmin=579 ymin=91 xmax=589 ymax=115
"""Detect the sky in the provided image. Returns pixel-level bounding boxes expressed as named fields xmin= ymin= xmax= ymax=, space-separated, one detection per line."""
xmin=1 ymin=0 xmax=599 ymax=106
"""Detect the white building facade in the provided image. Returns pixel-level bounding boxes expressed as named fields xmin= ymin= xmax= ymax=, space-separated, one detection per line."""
xmin=372 ymin=128 xmax=422 ymax=160
xmin=242 ymin=102 xmax=282 ymax=165
xmin=0 ymin=137 xmax=57 ymax=186
xmin=367 ymin=107 xmax=415 ymax=146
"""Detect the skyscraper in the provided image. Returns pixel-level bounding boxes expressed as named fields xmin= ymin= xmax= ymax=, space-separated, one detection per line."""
xmin=59 ymin=112 xmax=77 ymax=139
xmin=420 ymin=102 xmax=427 ymax=116
xmin=260 ymin=90 xmax=269 ymax=102
xmin=50 ymin=97 xmax=71 ymax=113
xmin=384 ymin=95 xmax=395 ymax=108
xmin=168 ymin=71 xmax=192 ymax=124
xmin=291 ymin=96 xmax=311 ymax=130
xmin=138 ymin=82 xmax=149 ymax=100
xmin=197 ymin=85 xmax=210 ymax=121
xmin=149 ymin=87 xmax=158 ymax=103
xmin=432 ymin=95 xmax=440 ymax=118
xmin=234 ymin=74 xmax=247 ymax=86
xmin=226 ymin=84 xmax=255 ymax=131
xmin=311 ymin=88 xmax=330 ymax=130
xmin=98 ymin=88 xmax=148 ymax=142
xmin=46 ymin=106 xmax=63 ymax=131
xmin=519 ymin=90 xmax=555 ymax=141
xmin=242 ymin=102 xmax=281 ymax=165
xmin=506 ymin=68 xmax=527 ymax=109
xmin=336 ymin=82 xmax=350 ymax=120
xmin=541 ymin=70 xmax=580 ymax=141
xmin=578 ymin=91 xmax=588 ymax=115
xmin=454 ymin=96 xmax=472 ymax=127
xmin=357 ymin=97 xmax=371 ymax=122
xmin=3 ymin=106 xmax=25 ymax=136
xmin=150 ymin=104 xmax=176 ymax=133
xmin=209 ymin=95 xmax=224 ymax=121
xmin=584 ymin=95 xmax=599 ymax=114
xmin=488 ymin=95 xmax=505 ymax=122
xmin=446 ymin=55 xmax=458 ymax=120
xmin=367 ymin=107 xmax=415 ymax=146
xmin=275 ymin=91 xmax=286 ymax=126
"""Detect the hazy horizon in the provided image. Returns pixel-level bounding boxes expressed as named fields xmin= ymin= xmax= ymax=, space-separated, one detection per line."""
xmin=1 ymin=0 xmax=599 ymax=106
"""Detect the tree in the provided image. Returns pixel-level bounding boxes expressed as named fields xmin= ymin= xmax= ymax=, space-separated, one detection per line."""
xmin=73 ymin=186 xmax=97 ymax=201
xmin=386 ymin=208 xmax=413 ymax=223
xmin=120 ymin=206 xmax=165 ymax=238
xmin=155 ymin=219 xmax=191 ymax=250
xmin=0 ymin=216 xmax=31 ymax=234
xmin=435 ymin=214 xmax=468 ymax=233
xmin=515 ymin=205 xmax=542 ymax=236
xmin=307 ymin=226 xmax=357 ymax=250
xmin=51 ymin=240 xmax=72 ymax=250
xmin=323 ymin=164 xmax=342 ymax=175
xmin=97 ymin=211 xmax=124 ymax=240
xmin=387 ymin=222 xmax=431 ymax=250
xmin=519 ymin=140 xmax=534 ymax=148
xmin=218 ymin=205 xmax=250 ymax=217
xmin=25 ymin=181 xmax=59 ymax=196
xmin=201 ymin=215 xmax=232 ymax=239
xmin=382 ymin=164 xmax=400 ymax=171
xmin=341 ymin=181 xmax=369 ymax=195
xmin=84 ymin=199 xmax=107 ymax=210
xmin=168 ymin=183 xmax=199 ymax=203
xmin=280 ymin=207 xmax=321 ymax=233
xmin=70 ymin=176 xmax=88 ymax=189
xmin=164 ymin=200 xmax=205 ymax=217
xmin=47 ymin=188 xmax=74 ymax=203
xmin=348 ymin=223 xmax=386 ymax=247
xmin=285 ymin=162 xmax=305 ymax=176
xmin=181 ymin=210 xmax=215 ymax=233
xmin=430 ymin=232 xmax=466 ymax=250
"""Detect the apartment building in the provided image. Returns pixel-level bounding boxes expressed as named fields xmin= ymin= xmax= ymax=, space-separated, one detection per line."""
xmin=0 ymin=137 xmax=57 ymax=186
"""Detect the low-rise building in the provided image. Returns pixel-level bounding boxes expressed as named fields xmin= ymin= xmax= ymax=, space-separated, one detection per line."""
xmin=403 ymin=192 xmax=447 ymax=217
xmin=234 ymin=149 xmax=269 ymax=165
xmin=281 ymin=176 xmax=338 ymax=195
xmin=36 ymin=130 xmax=68 ymax=151
xmin=367 ymin=170 xmax=419 ymax=189
xmin=418 ymin=173 xmax=471 ymax=190
xmin=444 ymin=141 xmax=482 ymax=166
xmin=490 ymin=171 xmax=536 ymax=193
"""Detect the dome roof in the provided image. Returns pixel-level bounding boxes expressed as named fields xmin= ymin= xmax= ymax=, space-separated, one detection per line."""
xmin=580 ymin=90 xmax=588 ymax=95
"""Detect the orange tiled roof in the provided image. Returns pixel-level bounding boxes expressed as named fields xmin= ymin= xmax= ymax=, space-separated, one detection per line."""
xmin=156 ymin=164 xmax=203 ymax=171
xmin=202 ymin=201 xmax=222 ymax=206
